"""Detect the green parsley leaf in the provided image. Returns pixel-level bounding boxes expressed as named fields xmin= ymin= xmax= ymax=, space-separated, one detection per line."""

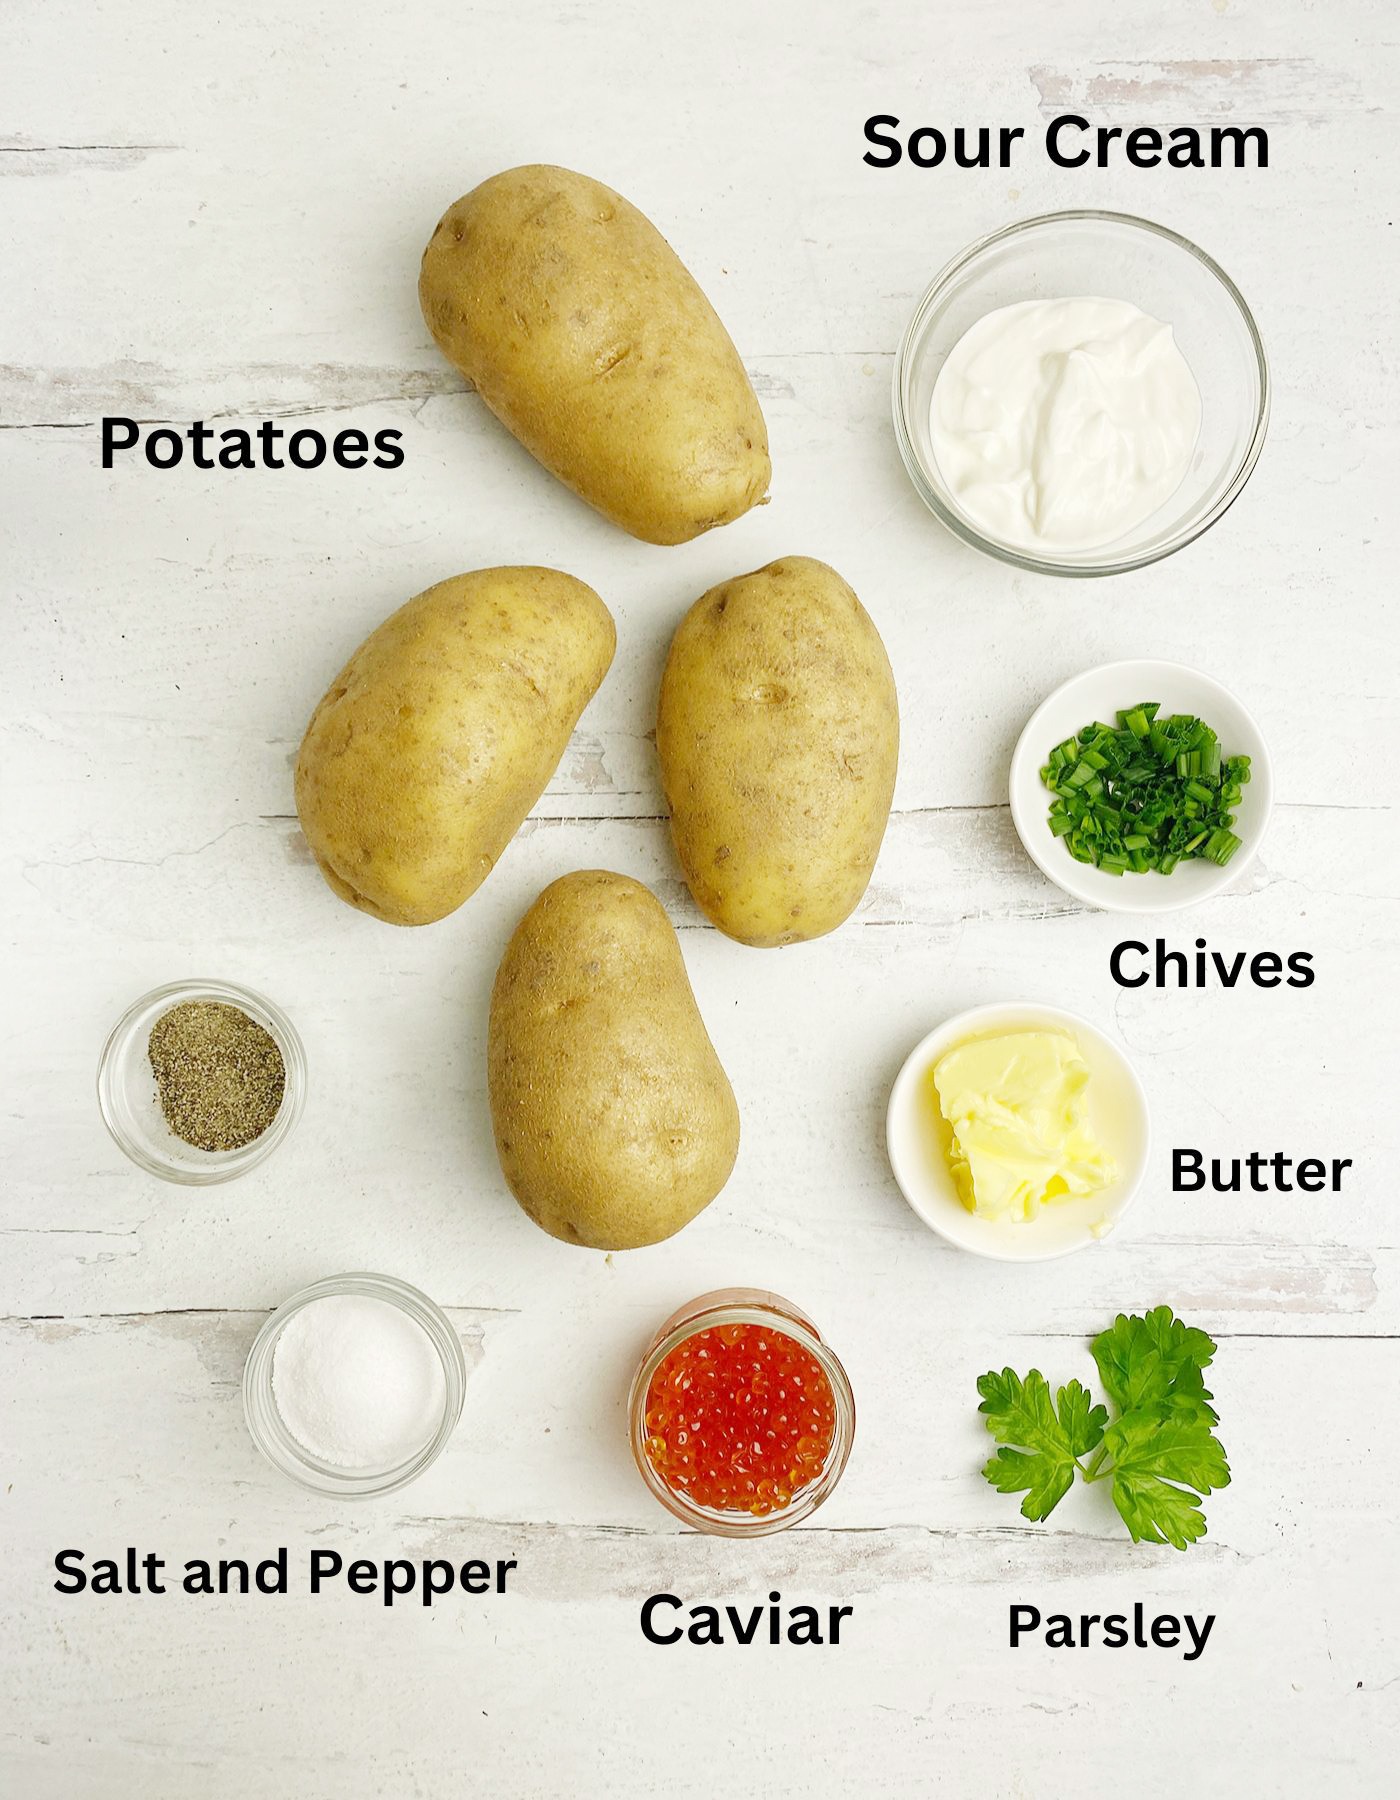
xmin=1110 ymin=1470 xmax=1213 ymax=1551
xmin=976 ymin=1370 xmax=1107 ymax=1521
xmin=1103 ymin=1408 xmax=1232 ymax=1550
xmin=1090 ymin=1305 xmax=1220 ymax=1425
xmin=976 ymin=1308 xmax=1230 ymax=1550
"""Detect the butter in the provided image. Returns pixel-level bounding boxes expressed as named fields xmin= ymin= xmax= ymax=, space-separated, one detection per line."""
xmin=931 ymin=1031 xmax=1116 ymax=1222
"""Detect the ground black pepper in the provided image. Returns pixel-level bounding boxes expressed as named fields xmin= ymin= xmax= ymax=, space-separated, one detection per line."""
xmin=147 ymin=1000 xmax=285 ymax=1152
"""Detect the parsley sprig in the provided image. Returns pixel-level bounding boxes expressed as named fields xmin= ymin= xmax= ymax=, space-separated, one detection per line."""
xmin=977 ymin=1307 xmax=1230 ymax=1551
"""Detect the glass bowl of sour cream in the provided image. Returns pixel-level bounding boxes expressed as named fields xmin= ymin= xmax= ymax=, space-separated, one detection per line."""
xmin=893 ymin=211 xmax=1269 ymax=576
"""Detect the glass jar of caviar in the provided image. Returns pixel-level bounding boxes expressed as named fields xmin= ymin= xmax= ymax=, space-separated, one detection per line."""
xmin=627 ymin=1289 xmax=855 ymax=1538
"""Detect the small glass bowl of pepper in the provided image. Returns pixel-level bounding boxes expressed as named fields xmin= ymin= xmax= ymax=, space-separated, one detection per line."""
xmin=628 ymin=1289 xmax=855 ymax=1537
xmin=97 ymin=979 xmax=306 ymax=1184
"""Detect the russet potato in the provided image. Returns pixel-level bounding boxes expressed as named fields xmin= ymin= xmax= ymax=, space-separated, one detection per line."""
xmin=656 ymin=556 xmax=899 ymax=947
xmin=488 ymin=871 xmax=740 ymax=1249
xmin=419 ymin=164 xmax=770 ymax=545
xmin=295 ymin=568 xmax=614 ymax=926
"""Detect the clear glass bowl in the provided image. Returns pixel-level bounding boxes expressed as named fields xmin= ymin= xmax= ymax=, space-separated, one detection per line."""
xmin=628 ymin=1288 xmax=855 ymax=1538
xmin=242 ymin=1272 xmax=467 ymax=1498
xmin=97 ymin=979 xmax=306 ymax=1184
xmin=893 ymin=210 xmax=1270 ymax=576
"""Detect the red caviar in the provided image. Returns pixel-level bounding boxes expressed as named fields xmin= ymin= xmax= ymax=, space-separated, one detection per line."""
xmin=643 ymin=1321 xmax=837 ymax=1517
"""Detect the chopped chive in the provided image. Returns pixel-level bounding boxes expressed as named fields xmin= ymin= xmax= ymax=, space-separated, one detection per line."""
xmin=1039 ymin=702 xmax=1250 ymax=879
xmin=1121 ymin=705 xmax=1153 ymax=739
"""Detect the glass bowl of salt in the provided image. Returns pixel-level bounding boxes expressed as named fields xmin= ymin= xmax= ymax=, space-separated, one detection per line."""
xmin=243 ymin=1272 xmax=467 ymax=1497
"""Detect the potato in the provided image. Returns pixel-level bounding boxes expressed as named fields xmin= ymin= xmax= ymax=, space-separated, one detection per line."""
xmin=656 ymin=556 xmax=899 ymax=947
xmin=295 ymin=568 xmax=614 ymax=926
xmin=418 ymin=165 xmax=770 ymax=545
xmin=488 ymin=871 xmax=739 ymax=1249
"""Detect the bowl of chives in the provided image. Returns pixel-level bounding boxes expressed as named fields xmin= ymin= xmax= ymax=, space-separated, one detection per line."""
xmin=1008 ymin=659 xmax=1273 ymax=913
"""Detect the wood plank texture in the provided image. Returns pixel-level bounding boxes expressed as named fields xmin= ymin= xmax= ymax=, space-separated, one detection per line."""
xmin=2 ymin=1 xmax=1397 ymax=1793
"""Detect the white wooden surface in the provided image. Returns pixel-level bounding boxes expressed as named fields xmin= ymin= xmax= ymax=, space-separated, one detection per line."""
xmin=4 ymin=2 xmax=1398 ymax=1793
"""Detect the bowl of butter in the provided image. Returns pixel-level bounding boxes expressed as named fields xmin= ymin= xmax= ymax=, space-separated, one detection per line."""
xmin=885 ymin=1002 xmax=1150 ymax=1261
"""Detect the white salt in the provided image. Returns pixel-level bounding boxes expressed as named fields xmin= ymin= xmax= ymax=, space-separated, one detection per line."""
xmin=272 ymin=1294 xmax=447 ymax=1469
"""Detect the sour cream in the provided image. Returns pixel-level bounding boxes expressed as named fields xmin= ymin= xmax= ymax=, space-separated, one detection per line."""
xmin=928 ymin=296 xmax=1201 ymax=554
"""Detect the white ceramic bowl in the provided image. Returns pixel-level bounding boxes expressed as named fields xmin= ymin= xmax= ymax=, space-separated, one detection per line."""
xmin=886 ymin=1003 xmax=1150 ymax=1262
xmin=1009 ymin=659 xmax=1273 ymax=915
